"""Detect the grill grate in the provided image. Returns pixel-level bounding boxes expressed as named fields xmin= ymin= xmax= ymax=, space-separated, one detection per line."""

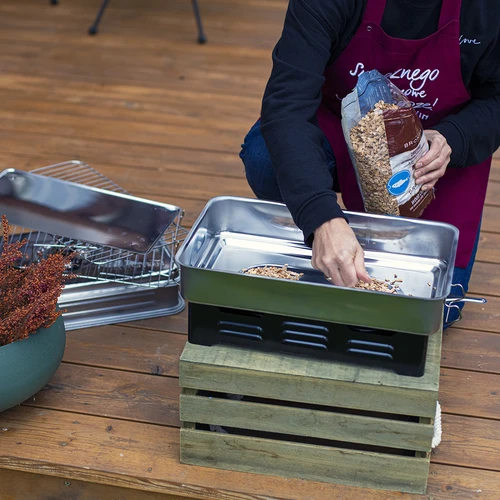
xmin=2 ymin=161 xmax=187 ymax=288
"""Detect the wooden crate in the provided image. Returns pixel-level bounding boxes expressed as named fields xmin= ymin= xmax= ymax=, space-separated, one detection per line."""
xmin=179 ymin=330 xmax=441 ymax=494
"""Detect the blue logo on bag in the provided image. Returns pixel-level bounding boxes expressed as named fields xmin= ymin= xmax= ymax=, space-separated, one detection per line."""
xmin=387 ymin=170 xmax=411 ymax=196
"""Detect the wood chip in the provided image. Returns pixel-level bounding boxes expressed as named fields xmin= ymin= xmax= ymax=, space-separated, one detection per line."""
xmin=350 ymin=101 xmax=400 ymax=216
xmin=354 ymin=278 xmax=400 ymax=294
xmin=243 ymin=264 xmax=303 ymax=281
xmin=243 ymin=265 xmax=404 ymax=294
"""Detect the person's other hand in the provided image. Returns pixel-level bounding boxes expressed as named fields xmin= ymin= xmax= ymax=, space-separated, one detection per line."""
xmin=311 ymin=218 xmax=371 ymax=288
xmin=414 ymin=130 xmax=451 ymax=190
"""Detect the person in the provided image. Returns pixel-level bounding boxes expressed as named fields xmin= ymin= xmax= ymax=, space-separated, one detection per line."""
xmin=240 ymin=0 xmax=500 ymax=327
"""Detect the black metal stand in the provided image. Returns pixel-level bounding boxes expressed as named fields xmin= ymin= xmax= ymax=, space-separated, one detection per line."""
xmin=192 ymin=0 xmax=207 ymax=44
xmin=188 ymin=303 xmax=429 ymax=377
xmin=50 ymin=0 xmax=207 ymax=42
xmin=88 ymin=0 xmax=110 ymax=35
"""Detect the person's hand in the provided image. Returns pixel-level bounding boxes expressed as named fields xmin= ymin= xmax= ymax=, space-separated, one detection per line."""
xmin=414 ymin=130 xmax=451 ymax=190
xmin=312 ymin=218 xmax=371 ymax=288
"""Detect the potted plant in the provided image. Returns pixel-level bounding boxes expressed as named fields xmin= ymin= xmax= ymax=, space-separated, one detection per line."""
xmin=0 ymin=216 xmax=73 ymax=412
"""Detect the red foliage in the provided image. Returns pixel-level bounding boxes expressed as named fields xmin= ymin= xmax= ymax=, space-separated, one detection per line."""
xmin=0 ymin=216 xmax=75 ymax=347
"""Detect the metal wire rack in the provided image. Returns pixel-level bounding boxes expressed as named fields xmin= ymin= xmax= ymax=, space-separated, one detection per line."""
xmin=4 ymin=161 xmax=188 ymax=288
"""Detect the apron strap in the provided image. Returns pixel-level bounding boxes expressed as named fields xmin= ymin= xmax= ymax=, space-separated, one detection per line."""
xmin=364 ymin=0 xmax=462 ymax=32
xmin=438 ymin=0 xmax=462 ymax=30
xmin=363 ymin=0 xmax=388 ymax=26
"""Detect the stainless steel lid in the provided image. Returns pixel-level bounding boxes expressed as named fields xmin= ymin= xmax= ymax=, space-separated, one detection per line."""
xmin=0 ymin=168 xmax=181 ymax=254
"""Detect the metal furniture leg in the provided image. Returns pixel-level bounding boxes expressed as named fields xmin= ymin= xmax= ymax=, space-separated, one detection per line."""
xmin=88 ymin=0 xmax=111 ymax=35
xmin=192 ymin=0 xmax=207 ymax=44
xmin=52 ymin=0 xmax=206 ymax=43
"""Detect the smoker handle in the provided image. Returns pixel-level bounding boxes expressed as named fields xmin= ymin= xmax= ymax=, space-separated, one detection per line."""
xmin=443 ymin=283 xmax=487 ymax=327
xmin=445 ymin=297 xmax=487 ymax=305
xmin=445 ymin=283 xmax=487 ymax=305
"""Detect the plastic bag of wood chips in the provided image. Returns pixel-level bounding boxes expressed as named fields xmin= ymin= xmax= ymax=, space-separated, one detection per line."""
xmin=341 ymin=70 xmax=434 ymax=217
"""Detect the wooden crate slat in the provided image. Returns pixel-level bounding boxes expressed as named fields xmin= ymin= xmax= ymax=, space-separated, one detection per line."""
xmin=179 ymin=393 xmax=434 ymax=452
xmin=180 ymin=429 xmax=430 ymax=494
xmin=179 ymin=332 xmax=441 ymax=418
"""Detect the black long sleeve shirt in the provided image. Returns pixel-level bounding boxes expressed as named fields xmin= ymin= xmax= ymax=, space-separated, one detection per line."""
xmin=260 ymin=0 xmax=500 ymax=243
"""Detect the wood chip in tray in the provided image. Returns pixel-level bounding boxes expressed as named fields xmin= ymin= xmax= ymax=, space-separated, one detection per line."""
xmin=242 ymin=265 xmax=403 ymax=293
xmin=355 ymin=277 xmax=402 ymax=294
xmin=242 ymin=264 xmax=303 ymax=281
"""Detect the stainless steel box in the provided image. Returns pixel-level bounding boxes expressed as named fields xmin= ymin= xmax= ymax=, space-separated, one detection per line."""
xmin=176 ymin=196 xmax=460 ymax=335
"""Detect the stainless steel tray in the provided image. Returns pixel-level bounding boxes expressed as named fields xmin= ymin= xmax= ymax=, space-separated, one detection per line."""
xmin=1 ymin=161 xmax=186 ymax=330
xmin=0 ymin=168 xmax=181 ymax=254
xmin=176 ymin=196 xmax=460 ymax=335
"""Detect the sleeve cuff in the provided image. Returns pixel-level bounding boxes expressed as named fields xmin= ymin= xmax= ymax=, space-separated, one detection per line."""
xmin=431 ymin=120 xmax=466 ymax=168
xmin=296 ymin=193 xmax=347 ymax=246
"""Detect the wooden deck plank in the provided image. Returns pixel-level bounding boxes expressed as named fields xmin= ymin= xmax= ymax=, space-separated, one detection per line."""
xmin=0 ymin=106 xmax=247 ymax=156
xmin=492 ymin=159 xmax=500 ymax=181
xmin=0 ymin=39 xmax=272 ymax=98
xmin=0 ymin=76 xmax=262 ymax=128
xmin=22 ymin=364 xmax=181 ymax=427
xmin=438 ymin=369 xmax=500 ymax=420
xmin=442 ymin=329 xmax=500 ymax=374
xmin=458 ymin=297 xmax=500 ymax=333
xmin=0 ymin=406 xmax=498 ymax=500
xmin=478 ymin=205 xmax=499 ymax=235
xmin=477 ymin=233 xmax=500 ymax=264
xmin=485 ymin=181 xmax=500 ymax=206
xmin=65 ymin=326 xmax=186 ymax=377
xmin=0 ymin=131 xmax=246 ymax=179
xmin=2 ymin=466 xmax=499 ymax=500
xmin=426 ymin=464 xmax=500 ymax=499
xmin=0 ymin=469 xmax=189 ymax=500
xmin=432 ymin=414 xmax=500 ymax=472
xmin=463 ymin=262 xmax=500 ymax=296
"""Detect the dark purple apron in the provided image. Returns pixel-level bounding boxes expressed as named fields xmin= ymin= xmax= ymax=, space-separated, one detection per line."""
xmin=317 ymin=0 xmax=491 ymax=268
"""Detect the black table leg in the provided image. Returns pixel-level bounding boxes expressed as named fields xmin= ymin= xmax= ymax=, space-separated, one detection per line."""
xmin=192 ymin=0 xmax=207 ymax=44
xmin=88 ymin=0 xmax=111 ymax=35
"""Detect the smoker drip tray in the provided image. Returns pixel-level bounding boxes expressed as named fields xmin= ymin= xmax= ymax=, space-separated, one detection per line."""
xmin=188 ymin=303 xmax=429 ymax=377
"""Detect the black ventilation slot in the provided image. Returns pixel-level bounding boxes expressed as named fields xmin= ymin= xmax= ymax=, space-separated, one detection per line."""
xmin=346 ymin=348 xmax=393 ymax=360
xmin=282 ymin=339 xmax=328 ymax=350
xmin=280 ymin=321 xmax=329 ymax=350
xmin=347 ymin=339 xmax=395 ymax=353
xmin=346 ymin=339 xmax=395 ymax=360
xmin=219 ymin=330 xmax=263 ymax=341
xmin=282 ymin=322 xmax=329 ymax=335
xmin=281 ymin=330 xmax=328 ymax=343
xmin=217 ymin=321 xmax=263 ymax=341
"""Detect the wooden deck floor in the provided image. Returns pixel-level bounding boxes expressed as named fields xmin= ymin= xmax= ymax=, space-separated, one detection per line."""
xmin=0 ymin=1 xmax=499 ymax=498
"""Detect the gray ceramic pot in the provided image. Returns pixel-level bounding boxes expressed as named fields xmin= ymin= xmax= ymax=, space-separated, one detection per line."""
xmin=0 ymin=315 xmax=66 ymax=412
